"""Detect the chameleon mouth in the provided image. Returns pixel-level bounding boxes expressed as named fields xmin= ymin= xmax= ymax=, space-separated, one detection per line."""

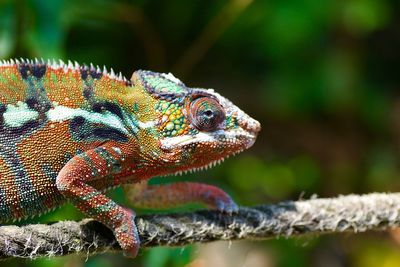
xmin=160 ymin=129 xmax=255 ymax=177
xmin=159 ymin=131 xmax=252 ymax=177
xmin=160 ymin=130 xmax=256 ymax=150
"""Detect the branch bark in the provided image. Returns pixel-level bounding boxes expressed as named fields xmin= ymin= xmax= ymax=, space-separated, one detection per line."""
xmin=1 ymin=192 xmax=400 ymax=259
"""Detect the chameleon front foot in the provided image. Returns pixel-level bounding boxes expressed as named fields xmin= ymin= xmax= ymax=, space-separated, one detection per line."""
xmin=113 ymin=208 xmax=140 ymax=258
xmin=55 ymin=148 xmax=142 ymax=258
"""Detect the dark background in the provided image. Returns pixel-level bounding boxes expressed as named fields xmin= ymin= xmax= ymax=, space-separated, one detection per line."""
xmin=1 ymin=0 xmax=400 ymax=266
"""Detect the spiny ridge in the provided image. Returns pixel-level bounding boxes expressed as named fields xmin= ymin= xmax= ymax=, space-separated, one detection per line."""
xmin=173 ymin=157 xmax=226 ymax=176
xmin=0 ymin=58 xmax=130 ymax=84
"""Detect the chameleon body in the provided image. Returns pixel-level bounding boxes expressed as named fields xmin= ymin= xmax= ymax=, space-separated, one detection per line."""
xmin=0 ymin=59 xmax=260 ymax=257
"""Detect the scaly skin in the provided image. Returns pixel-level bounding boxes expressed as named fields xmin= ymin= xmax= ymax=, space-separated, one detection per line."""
xmin=0 ymin=59 xmax=260 ymax=257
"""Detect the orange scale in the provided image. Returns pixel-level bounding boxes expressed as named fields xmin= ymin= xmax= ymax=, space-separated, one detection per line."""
xmin=0 ymin=66 xmax=28 ymax=103
xmin=42 ymin=68 xmax=86 ymax=108
xmin=0 ymin=156 xmax=14 ymax=181
xmin=16 ymin=122 xmax=84 ymax=194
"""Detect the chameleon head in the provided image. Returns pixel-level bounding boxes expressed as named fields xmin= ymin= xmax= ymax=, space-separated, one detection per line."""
xmin=132 ymin=70 xmax=261 ymax=175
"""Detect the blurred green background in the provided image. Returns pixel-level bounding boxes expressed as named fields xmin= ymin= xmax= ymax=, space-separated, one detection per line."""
xmin=1 ymin=0 xmax=400 ymax=266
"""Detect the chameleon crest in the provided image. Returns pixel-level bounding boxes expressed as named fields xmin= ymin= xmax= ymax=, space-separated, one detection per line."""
xmin=0 ymin=59 xmax=260 ymax=257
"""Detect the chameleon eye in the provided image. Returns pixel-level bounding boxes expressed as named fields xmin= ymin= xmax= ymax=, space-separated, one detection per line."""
xmin=190 ymin=97 xmax=225 ymax=131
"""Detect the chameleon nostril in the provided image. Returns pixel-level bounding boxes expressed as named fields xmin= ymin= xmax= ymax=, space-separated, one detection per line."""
xmin=241 ymin=118 xmax=261 ymax=135
xmin=250 ymin=119 xmax=261 ymax=133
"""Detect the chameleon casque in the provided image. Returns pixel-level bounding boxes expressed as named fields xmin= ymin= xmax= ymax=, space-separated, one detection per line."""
xmin=0 ymin=59 xmax=260 ymax=257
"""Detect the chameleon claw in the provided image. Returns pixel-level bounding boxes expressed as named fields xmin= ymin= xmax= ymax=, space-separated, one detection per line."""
xmin=121 ymin=241 xmax=140 ymax=258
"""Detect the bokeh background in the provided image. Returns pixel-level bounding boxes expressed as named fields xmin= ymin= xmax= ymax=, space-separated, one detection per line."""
xmin=1 ymin=0 xmax=400 ymax=266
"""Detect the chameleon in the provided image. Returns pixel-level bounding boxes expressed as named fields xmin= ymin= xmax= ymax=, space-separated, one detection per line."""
xmin=0 ymin=58 xmax=260 ymax=257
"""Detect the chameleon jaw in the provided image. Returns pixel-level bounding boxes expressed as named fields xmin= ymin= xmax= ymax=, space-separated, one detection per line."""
xmin=159 ymin=129 xmax=254 ymax=177
xmin=170 ymin=147 xmax=245 ymax=177
xmin=172 ymin=158 xmax=225 ymax=176
xmin=158 ymin=131 xmax=248 ymax=177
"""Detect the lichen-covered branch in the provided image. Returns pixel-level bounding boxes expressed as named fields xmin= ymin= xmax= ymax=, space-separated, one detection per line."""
xmin=1 ymin=192 xmax=400 ymax=259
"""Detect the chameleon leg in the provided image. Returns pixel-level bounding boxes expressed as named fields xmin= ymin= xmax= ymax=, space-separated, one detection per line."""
xmin=56 ymin=146 xmax=139 ymax=257
xmin=124 ymin=181 xmax=239 ymax=213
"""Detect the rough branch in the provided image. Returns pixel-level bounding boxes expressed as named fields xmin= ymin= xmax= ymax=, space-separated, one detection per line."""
xmin=1 ymin=192 xmax=399 ymax=259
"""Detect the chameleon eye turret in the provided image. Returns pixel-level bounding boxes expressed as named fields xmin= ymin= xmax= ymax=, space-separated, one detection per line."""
xmin=188 ymin=96 xmax=225 ymax=132
xmin=0 ymin=59 xmax=260 ymax=258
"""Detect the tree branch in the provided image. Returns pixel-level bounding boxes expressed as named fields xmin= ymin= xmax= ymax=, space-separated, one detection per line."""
xmin=1 ymin=192 xmax=400 ymax=259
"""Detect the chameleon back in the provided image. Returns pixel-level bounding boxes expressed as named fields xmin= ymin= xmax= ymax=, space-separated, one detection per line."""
xmin=0 ymin=59 xmax=134 ymax=222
